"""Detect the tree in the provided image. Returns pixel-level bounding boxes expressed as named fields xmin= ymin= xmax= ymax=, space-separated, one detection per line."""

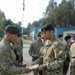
xmin=0 ymin=10 xmax=5 ymax=19
xmin=4 ymin=19 xmax=14 ymax=27
xmin=22 ymin=0 xmax=75 ymax=28
xmin=25 ymin=23 xmax=32 ymax=36
xmin=17 ymin=21 xmax=21 ymax=27
xmin=43 ymin=0 xmax=75 ymax=27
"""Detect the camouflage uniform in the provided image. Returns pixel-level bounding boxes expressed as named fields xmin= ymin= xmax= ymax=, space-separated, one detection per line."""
xmin=29 ymin=40 xmax=43 ymax=75
xmin=29 ymin=40 xmax=43 ymax=61
xmin=11 ymin=44 xmax=23 ymax=64
xmin=0 ymin=39 xmax=26 ymax=75
xmin=63 ymin=42 xmax=70 ymax=75
xmin=36 ymin=38 xmax=65 ymax=75
xmin=70 ymin=42 xmax=75 ymax=75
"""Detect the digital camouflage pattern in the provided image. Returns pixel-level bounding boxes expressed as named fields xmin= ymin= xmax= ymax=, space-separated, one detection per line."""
xmin=29 ymin=40 xmax=43 ymax=61
xmin=70 ymin=42 xmax=75 ymax=75
xmin=11 ymin=44 xmax=23 ymax=64
xmin=64 ymin=42 xmax=70 ymax=55
xmin=29 ymin=40 xmax=43 ymax=75
xmin=63 ymin=41 xmax=70 ymax=75
xmin=0 ymin=39 xmax=26 ymax=75
xmin=15 ymin=44 xmax=23 ymax=63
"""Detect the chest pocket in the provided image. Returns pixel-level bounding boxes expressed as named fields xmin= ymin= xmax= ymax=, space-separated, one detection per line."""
xmin=0 ymin=51 xmax=10 ymax=62
xmin=43 ymin=43 xmax=57 ymax=63
xmin=47 ymin=42 xmax=59 ymax=61
xmin=53 ymin=42 xmax=65 ymax=60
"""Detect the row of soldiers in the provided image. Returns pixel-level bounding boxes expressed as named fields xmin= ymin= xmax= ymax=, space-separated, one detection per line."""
xmin=29 ymin=24 xmax=75 ymax=75
xmin=58 ymin=34 xmax=71 ymax=75
xmin=0 ymin=24 xmax=75 ymax=75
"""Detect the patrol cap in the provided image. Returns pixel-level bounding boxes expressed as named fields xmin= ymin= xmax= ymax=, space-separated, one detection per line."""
xmin=65 ymin=35 xmax=71 ymax=41
xmin=41 ymin=24 xmax=54 ymax=32
xmin=5 ymin=25 xmax=20 ymax=34
xmin=17 ymin=33 xmax=22 ymax=37
xmin=37 ymin=32 xmax=41 ymax=37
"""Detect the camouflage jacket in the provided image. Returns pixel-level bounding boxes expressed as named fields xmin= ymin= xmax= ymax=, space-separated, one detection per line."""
xmin=70 ymin=42 xmax=75 ymax=64
xmin=29 ymin=40 xmax=43 ymax=58
xmin=36 ymin=38 xmax=65 ymax=75
xmin=70 ymin=42 xmax=75 ymax=75
xmin=0 ymin=39 xmax=26 ymax=75
xmin=11 ymin=44 xmax=23 ymax=64
xmin=64 ymin=42 xmax=70 ymax=62
xmin=64 ymin=42 xmax=70 ymax=53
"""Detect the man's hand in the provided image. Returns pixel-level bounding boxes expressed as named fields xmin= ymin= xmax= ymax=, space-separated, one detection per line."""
xmin=36 ymin=65 xmax=45 ymax=71
xmin=25 ymin=68 xmax=32 ymax=73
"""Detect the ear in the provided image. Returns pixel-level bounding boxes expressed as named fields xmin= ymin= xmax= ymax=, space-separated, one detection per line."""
xmin=7 ymin=32 xmax=11 ymax=36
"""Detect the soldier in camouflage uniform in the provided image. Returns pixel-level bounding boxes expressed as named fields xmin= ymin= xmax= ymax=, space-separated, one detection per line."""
xmin=11 ymin=33 xmax=23 ymax=64
xmin=39 ymin=34 xmax=46 ymax=75
xmin=63 ymin=35 xmax=71 ymax=75
xmin=32 ymin=24 xmax=65 ymax=75
xmin=58 ymin=34 xmax=63 ymax=41
xmin=29 ymin=32 xmax=43 ymax=75
xmin=40 ymin=34 xmax=46 ymax=55
xmin=0 ymin=25 xmax=31 ymax=75
xmin=70 ymin=42 xmax=75 ymax=75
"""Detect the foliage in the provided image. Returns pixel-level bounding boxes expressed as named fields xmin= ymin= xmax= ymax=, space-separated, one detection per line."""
xmin=0 ymin=10 xmax=5 ymax=19
xmin=23 ymin=39 xmax=33 ymax=44
xmin=30 ymin=0 xmax=75 ymax=27
xmin=0 ymin=0 xmax=75 ymax=36
xmin=43 ymin=0 xmax=75 ymax=27
xmin=0 ymin=10 xmax=22 ymax=35
xmin=23 ymin=23 xmax=32 ymax=36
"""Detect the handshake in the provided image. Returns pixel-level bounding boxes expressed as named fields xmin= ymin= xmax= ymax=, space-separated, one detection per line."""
xmin=23 ymin=62 xmax=45 ymax=73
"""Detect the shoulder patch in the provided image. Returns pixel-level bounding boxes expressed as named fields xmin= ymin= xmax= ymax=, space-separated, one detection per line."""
xmin=0 ymin=50 xmax=10 ymax=62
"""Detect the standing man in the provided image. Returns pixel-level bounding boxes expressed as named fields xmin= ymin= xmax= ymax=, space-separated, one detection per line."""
xmin=11 ymin=33 xmax=23 ymax=64
xmin=70 ymin=42 xmax=75 ymax=75
xmin=29 ymin=32 xmax=43 ymax=75
xmin=63 ymin=35 xmax=71 ymax=75
xmin=0 ymin=25 xmax=31 ymax=75
xmin=58 ymin=34 xmax=63 ymax=41
xmin=33 ymin=24 xmax=65 ymax=75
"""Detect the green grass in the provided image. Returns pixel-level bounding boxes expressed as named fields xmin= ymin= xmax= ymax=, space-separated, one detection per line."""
xmin=23 ymin=40 xmax=33 ymax=44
